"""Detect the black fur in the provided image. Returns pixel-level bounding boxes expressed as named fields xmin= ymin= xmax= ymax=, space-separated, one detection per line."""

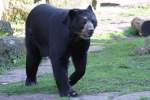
xmin=25 ymin=4 xmax=97 ymax=97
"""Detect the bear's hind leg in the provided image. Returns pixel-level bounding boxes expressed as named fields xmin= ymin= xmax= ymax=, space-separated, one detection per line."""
xmin=25 ymin=43 xmax=41 ymax=86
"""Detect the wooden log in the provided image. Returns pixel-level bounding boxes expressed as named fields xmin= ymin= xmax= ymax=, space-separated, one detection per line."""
xmin=100 ymin=3 xmax=120 ymax=7
xmin=131 ymin=17 xmax=150 ymax=36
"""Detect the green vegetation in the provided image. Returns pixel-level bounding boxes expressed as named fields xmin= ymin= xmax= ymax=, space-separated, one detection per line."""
xmin=91 ymin=27 xmax=139 ymax=41
xmin=139 ymin=97 xmax=150 ymax=100
xmin=0 ymin=55 xmax=25 ymax=74
xmin=11 ymin=21 xmax=25 ymax=33
xmin=0 ymin=37 xmax=150 ymax=95
xmin=0 ymin=74 xmax=56 ymax=94
xmin=120 ymin=4 xmax=150 ymax=17
xmin=17 ymin=0 xmax=33 ymax=4
xmin=124 ymin=27 xmax=138 ymax=36
xmin=92 ymin=31 xmax=126 ymax=40
xmin=0 ymin=30 xmax=7 ymax=37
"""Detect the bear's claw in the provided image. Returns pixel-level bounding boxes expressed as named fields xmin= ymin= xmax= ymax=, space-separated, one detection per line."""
xmin=25 ymin=78 xmax=37 ymax=86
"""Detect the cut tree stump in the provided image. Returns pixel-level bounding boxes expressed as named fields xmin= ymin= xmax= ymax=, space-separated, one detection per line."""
xmin=131 ymin=17 xmax=150 ymax=36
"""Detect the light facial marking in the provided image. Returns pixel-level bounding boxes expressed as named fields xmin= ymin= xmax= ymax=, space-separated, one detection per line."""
xmin=84 ymin=21 xmax=94 ymax=32
xmin=83 ymin=16 xmax=88 ymax=20
xmin=78 ymin=21 xmax=94 ymax=40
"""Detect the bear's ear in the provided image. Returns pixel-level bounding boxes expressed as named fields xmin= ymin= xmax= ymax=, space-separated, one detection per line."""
xmin=63 ymin=9 xmax=79 ymax=25
xmin=68 ymin=9 xmax=79 ymax=20
xmin=87 ymin=5 xmax=93 ymax=11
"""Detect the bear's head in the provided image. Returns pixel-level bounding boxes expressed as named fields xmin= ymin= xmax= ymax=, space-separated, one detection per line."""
xmin=66 ymin=5 xmax=97 ymax=40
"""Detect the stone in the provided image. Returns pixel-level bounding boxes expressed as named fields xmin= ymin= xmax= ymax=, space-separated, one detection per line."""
xmin=0 ymin=20 xmax=13 ymax=35
xmin=0 ymin=36 xmax=25 ymax=67
xmin=133 ymin=36 xmax=150 ymax=55
xmin=113 ymin=91 xmax=150 ymax=100
xmin=133 ymin=46 xmax=149 ymax=55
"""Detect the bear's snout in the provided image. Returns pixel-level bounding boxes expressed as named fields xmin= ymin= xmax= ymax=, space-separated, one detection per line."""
xmin=87 ymin=29 xmax=94 ymax=36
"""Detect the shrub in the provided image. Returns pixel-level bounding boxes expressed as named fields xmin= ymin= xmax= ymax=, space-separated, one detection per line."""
xmin=124 ymin=27 xmax=138 ymax=36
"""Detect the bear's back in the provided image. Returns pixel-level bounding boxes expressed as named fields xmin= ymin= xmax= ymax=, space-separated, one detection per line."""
xmin=29 ymin=4 xmax=67 ymax=17
xmin=26 ymin=4 xmax=70 ymax=57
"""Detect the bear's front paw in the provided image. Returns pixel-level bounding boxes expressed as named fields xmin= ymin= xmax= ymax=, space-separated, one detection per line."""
xmin=60 ymin=89 xmax=78 ymax=97
xmin=25 ymin=78 xmax=37 ymax=86
xmin=69 ymin=89 xmax=78 ymax=97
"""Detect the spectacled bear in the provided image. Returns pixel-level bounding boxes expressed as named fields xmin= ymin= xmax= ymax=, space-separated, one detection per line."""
xmin=25 ymin=4 xmax=97 ymax=97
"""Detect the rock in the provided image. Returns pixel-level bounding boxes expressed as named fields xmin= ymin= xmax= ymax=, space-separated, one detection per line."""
xmin=0 ymin=20 xmax=13 ymax=35
xmin=133 ymin=46 xmax=149 ymax=56
xmin=88 ymin=45 xmax=105 ymax=52
xmin=113 ymin=91 xmax=150 ymax=100
xmin=0 ymin=93 xmax=56 ymax=100
xmin=133 ymin=36 xmax=150 ymax=55
xmin=0 ymin=36 xmax=25 ymax=67
xmin=145 ymin=35 xmax=150 ymax=46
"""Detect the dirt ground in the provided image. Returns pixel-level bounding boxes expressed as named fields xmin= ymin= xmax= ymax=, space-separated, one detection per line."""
xmin=95 ymin=0 xmax=150 ymax=34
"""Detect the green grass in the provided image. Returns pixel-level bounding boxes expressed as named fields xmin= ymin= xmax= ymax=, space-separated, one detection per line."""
xmin=0 ymin=74 xmax=57 ymax=94
xmin=124 ymin=27 xmax=138 ymax=36
xmin=0 ymin=37 xmax=150 ymax=95
xmin=139 ymin=97 xmax=150 ymax=100
xmin=91 ymin=27 xmax=139 ymax=41
xmin=92 ymin=31 xmax=126 ymax=40
xmin=120 ymin=4 xmax=150 ymax=17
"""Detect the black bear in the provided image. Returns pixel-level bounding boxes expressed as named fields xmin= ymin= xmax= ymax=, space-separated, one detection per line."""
xmin=25 ymin=4 xmax=97 ymax=97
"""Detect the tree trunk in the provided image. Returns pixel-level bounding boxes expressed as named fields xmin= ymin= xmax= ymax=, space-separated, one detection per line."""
xmin=131 ymin=17 xmax=150 ymax=36
xmin=34 ymin=0 xmax=41 ymax=3
xmin=46 ymin=0 xmax=50 ymax=3
xmin=92 ymin=0 xmax=97 ymax=10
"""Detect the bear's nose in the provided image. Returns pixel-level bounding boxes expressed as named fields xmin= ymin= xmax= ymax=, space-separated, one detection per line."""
xmin=87 ymin=29 xmax=94 ymax=36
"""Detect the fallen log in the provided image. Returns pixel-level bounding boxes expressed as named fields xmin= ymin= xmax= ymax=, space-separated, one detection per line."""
xmin=131 ymin=17 xmax=150 ymax=36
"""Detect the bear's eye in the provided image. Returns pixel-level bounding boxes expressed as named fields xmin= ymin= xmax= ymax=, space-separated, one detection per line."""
xmin=82 ymin=16 xmax=88 ymax=22
xmin=80 ymin=21 xmax=86 ymax=29
xmin=81 ymin=20 xmax=87 ymax=25
xmin=80 ymin=18 xmax=87 ymax=26
xmin=78 ymin=25 xmax=84 ymax=30
xmin=91 ymin=19 xmax=97 ymax=27
xmin=83 ymin=16 xmax=88 ymax=20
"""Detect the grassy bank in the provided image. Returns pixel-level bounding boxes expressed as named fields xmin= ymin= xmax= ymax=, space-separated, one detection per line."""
xmin=0 ymin=37 xmax=150 ymax=96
